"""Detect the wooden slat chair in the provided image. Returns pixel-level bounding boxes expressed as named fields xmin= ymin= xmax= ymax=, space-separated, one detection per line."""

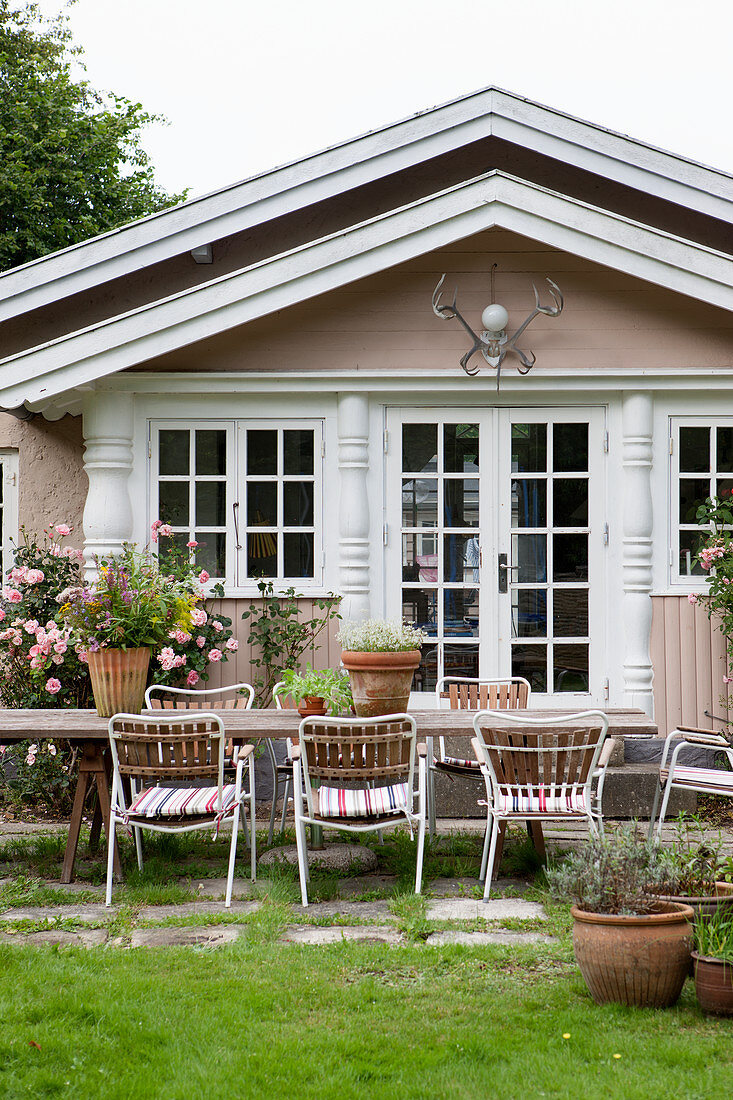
xmin=648 ymin=726 xmax=733 ymax=842
xmin=471 ymin=709 xmax=612 ymax=901
xmin=292 ymin=715 xmax=427 ymax=906
xmin=105 ymin=711 xmax=255 ymax=907
xmin=145 ymin=682 xmax=262 ymax=844
xmin=428 ymin=677 xmax=532 ymax=836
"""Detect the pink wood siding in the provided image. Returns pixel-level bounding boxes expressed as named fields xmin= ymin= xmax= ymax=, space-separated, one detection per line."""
xmin=135 ymin=228 xmax=733 ymax=375
xmin=201 ymin=597 xmax=341 ymax=697
xmin=651 ymin=596 xmax=730 ymax=736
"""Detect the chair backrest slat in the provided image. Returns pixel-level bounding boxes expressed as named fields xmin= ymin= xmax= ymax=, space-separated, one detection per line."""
xmin=300 ymin=716 xmax=416 ymax=793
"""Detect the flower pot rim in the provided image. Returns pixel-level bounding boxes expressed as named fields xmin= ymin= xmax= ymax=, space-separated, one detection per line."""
xmin=691 ymin=950 xmax=733 ymax=967
xmin=341 ymin=648 xmax=422 ymax=664
xmin=655 ymin=882 xmax=733 ymax=905
xmin=571 ymin=901 xmax=694 ymax=925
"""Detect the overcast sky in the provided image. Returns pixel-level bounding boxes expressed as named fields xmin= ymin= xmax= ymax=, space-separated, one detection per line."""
xmin=35 ymin=0 xmax=733 ymax=200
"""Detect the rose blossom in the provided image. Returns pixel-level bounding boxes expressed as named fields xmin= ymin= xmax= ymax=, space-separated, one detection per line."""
xmin=198 ymin=570 xmax=210 ymax=584
xmin=24 ymin=620 xmax=39 ymax=634
xmin=25 ymin=751 xmax=36 ymax=765
xmin=5 ymin=589 xmax=22 ymax=603
xmin=186 ymin=540 xmax=199 ymax=549
xmin=196 ymin=635 xmax=206 ymax=648
xmin=24 ymin=570 xmax=44 ymax=585
xmin=186 ymin=670 xmax=200 ymax=686
xmin=208 ymin=648 xmax=223 ymax=662
xmin=687 ymin=593 xmax=699 ymax=605
xmin=225 ymin=638 xmax=239 ymax=651
xmin=54 ymin=524 xmax=71 ymax=537
xmin=212 ymin=620 xmax=223 ymax=633
xmin=191 ymin=608 xmax=207 ymax=627
xmin=48 ymin=743 xmax=57 ymax=756
xmin=45 ymin=678 xmax=62 ymax=694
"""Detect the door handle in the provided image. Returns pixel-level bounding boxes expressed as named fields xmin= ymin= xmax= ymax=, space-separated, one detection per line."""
xmin=497 ymin=553 xmax=518 ymax=593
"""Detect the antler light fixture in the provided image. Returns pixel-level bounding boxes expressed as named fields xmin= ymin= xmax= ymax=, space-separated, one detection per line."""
xmin=431 ymin=264 xmax=564 ymax=390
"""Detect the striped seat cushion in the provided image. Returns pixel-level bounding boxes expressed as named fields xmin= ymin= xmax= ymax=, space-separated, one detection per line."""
xmin=126 ymin=784 xmax=237 ymax=818
xmin=664 ymin=765 xmax=733 ymax=791
xmin=437 ymin=755 xmax=480 ymax=770
xmin=494 ymin=788 xmax=588 ymax=815
xmin=316 ymin=782 xmax=409 ymax=819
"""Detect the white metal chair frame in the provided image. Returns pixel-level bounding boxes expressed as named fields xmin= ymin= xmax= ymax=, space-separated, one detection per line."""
xmin=269 ymin=682 xmax=300 ymax=843
xmin=427 ymin=676 xmax=532 ymax=835
xmin=145 ymin=681 xmax=270 ymax=844
xmin=648 ymin=726 xmax=733 ymax=842
xmin=292 ymin=714 xmax=427 ymax=907
xmin=105 ymin=711 xmax=256 ymax=908
xmin=471 ymin=708 xmax=612 ymax=900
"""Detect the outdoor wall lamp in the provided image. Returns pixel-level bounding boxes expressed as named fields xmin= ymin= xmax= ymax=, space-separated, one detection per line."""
xmin=431 ymin=265 xmax=564 ymax=389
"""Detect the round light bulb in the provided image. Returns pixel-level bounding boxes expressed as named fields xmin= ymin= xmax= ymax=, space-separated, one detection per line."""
xmin=481 ymin=303 xmax=509 ymax=332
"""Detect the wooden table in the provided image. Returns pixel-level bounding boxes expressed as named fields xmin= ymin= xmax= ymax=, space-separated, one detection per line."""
xmin=0 ymin=708 xmax=656 ymax=882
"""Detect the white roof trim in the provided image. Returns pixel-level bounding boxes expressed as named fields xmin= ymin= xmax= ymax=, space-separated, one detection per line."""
xmin=2 ymin=87 xmax=733 ymax=322
xmin=3 ymin=170 xmax=733 ymax=407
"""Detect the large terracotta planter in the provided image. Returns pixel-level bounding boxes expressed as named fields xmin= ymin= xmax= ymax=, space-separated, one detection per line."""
xmin=692 ymin=952 xmax=733 ymax=1016
xmin=340 ymin=650 xmax=421 ymax=718
xmin=86 ymin=647 xmax=151 ymax=717
xmin=657 ymin=881 xmax=733 ymax=921
xmin=571 ymin=901 xmax=694 ymax=1007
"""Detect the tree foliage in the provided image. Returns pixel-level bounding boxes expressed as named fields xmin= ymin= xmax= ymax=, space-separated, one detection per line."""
xmin=0 ymin=1 xmax=186 ymax=270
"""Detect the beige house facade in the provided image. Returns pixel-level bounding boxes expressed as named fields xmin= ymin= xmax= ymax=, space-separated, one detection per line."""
xmin=1 ymin=88 xmax=732 ymax=732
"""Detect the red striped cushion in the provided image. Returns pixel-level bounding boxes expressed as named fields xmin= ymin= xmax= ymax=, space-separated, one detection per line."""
xmin=127 ymin=784 xmax=237 ymax=818
xmin=439 ymin=755 xmax=480 ymax=770
xmin=665 ymin=766 xmax=733 ymax=791
xmin=316 ymin=782 xmax=409 ymax=819
xmin=494 ymin=788 xmax=588 ymax=814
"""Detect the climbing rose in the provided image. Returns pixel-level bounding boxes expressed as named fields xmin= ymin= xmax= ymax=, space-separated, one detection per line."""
xmin=191 ymin=608 xmax=207 ymax=627
xmin=208 ymin=649 xmax=222 ymax=662
xmin=687 ymin=593 xmax=699 ymax=605
xmin=198 ymin=570 xmax=210 ymax=584
xmin=24 ymin=569 xmax=44 ymax=585
xmin=225 ymin=638 xmax=238 ymax=652
xmin=186 ymin=670 xmax=200 ymax=686
xmin=45 ymin=678 xmax=62 ymax=695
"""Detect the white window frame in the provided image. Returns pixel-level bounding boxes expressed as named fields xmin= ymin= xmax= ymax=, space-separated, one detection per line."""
xmin=0 ymin=449 xmax=19 ymax=580
xmin=669 ymin=416 xmax=733 ymax=588
xmin=149 ymin=419 xmax=324 ymax=593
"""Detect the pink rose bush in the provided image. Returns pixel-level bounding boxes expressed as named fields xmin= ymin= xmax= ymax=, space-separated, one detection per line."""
xmin=692 ymin=494 xmax=733 ymax=719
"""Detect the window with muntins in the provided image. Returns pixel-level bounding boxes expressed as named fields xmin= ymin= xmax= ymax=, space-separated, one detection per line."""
xmin=672 ymin=418 xmax=733 ymax=583
xmin=151 ymin=421 xmax=322 ymax=589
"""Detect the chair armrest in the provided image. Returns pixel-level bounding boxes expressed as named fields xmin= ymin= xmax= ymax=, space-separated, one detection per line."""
xmin=678 ymin=729 xmax=729 ymax=747
xmin=597 ymin=737 xmax=617 ymax=769
xmin=417 ymin=742 xmax=427 ymax=757
xmin=236 ymin=744 xmax=254 ymax=762
xmin=290 ymin=744 xmax=301 ymax=760
xmin=470 ymin=736 xmax=486 ymax=766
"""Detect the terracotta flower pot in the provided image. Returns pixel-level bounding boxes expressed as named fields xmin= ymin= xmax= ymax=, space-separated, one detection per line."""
xmin=340 ymin=650 xmax=421 ymax=718
xmin=297 ymin=696 xmax=328 ymax=718
xmin=86 ymin=647 xmax=151 ymax=717
xmin=692 ymin=952 xmax=733 ymax=1016
xmin=571 ymin=901 xmax=694 ymax=1007
xmin=656 ymin=881 xmax=733 ymax=921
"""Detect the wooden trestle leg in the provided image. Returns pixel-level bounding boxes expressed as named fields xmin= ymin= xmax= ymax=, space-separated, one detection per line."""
xmin=61 ymin=742 xmax=121 ymax=883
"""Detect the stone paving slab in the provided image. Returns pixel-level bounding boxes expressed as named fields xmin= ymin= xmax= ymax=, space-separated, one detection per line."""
xmin=139 ymin=900 xmax=261 ymax=920
xmin=281 ymin=924 xmax=402 ymax=945
xmin=175 ymin=877 xmax=264 ymax=898
xmin=292 ymin=900 xmax=393 ymax=921
xmin=426 ymin=930 xmax=554 ymax=947
xmin=0 ymin=928 xmax=109 ymax=947
xmin=0 ymin=904 xmax=115 ymax=923
xmin=259 ymin=843 xmax=378 ymax=873
xmin=130 ymin=926 xmax=245 ymax=948
xmin=426 ymin=898 xmax=546 ymax=921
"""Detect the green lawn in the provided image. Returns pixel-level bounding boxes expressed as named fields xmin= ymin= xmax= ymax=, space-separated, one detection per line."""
xmin=0 ymin=933 xmax=730 ymax=1099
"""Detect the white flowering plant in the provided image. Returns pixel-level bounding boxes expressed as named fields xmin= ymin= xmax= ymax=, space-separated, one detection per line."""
xmin=337 ymin=618 xmax=426 ymax=653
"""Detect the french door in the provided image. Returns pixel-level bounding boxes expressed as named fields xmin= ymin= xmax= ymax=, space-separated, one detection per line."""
xmin=385 ymin=407 xmax=606 ymax=703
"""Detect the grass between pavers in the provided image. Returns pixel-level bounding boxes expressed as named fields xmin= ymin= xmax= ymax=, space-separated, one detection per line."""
xmin=0 ymin=936 xmax=730 ymax=1100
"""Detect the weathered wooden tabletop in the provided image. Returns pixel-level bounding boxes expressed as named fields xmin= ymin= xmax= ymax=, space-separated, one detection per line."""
xmin=0 ymin=707 xmax=657 ymax=741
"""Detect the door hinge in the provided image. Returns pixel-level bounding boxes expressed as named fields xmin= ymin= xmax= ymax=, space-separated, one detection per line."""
xmin=603 ymin=677 xmax=609 ymax=703
xmin=669 ymin=437 xmax=674 ymax=455
xmin=603 ymin=522 xmax=609 ymax=546
xmin=383 ymin=429 xmax=389 ymax=454
xmin=383 ymin=522 xmax=389 ymax=547
xmin=603 ymin=430 xmax=609 ymax=454
xmin=148 ymin=440 xmax=152 ymax=459
xmin=321 ymin=439 xmax=326 ymax=458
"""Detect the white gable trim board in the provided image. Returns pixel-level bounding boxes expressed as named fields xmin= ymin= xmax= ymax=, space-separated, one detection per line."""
xmin=5 ymin=172 xmax=733 ymax=410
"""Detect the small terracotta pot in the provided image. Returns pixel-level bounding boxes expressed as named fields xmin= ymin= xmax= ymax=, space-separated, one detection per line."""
xmin=656 ymin=883 xmax=733 ymax=975
xmin=571 ymin=901 xmax=694 ymax=1007
xmin=86 ymin=647 xmax=151 ymax=717
xmin=340 ymin=650 xmax=421 ymax=718
xmin=297 ymin=696 xmax=328 ymax=718
xmin=692 ymin=952 xmax=733 ymax=1016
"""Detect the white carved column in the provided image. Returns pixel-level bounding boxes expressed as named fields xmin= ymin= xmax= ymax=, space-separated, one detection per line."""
xmin=82 ymin=391 xmax=135 ymax=579
xmin=621 ymin=391 xmax=654 ymax=716
xmin=337 ymin=393 xmax=371 ymax=622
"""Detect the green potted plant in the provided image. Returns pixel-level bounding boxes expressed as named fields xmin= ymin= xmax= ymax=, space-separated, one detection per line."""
xmin=60 ymin=546 xmax=197 ymax=716
xmin=654 ymin=817 xmax=733 ymax=920
xmin=274 ymin=665 xmax=353 ymax=717
xmin=547 ymin=824 xmax=694 ymax=1008
xmin=692 ymin=906 xmax=733 ymax=1016
xmin=337 ymin=619 xmax=426 ymax=717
